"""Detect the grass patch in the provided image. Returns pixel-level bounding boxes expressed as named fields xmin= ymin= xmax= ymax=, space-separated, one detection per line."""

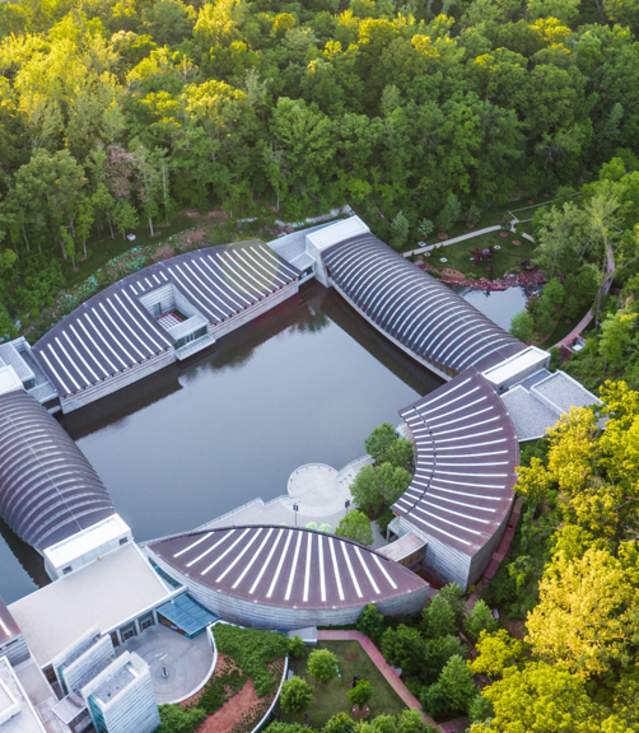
xmin=280 ymin=641 xmax=406 ymax=727
xmin=420 ymin=230 xmax=536 ymax=280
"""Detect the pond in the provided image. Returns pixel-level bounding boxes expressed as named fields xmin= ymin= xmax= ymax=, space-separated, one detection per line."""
xmin=457 ymin=286 xmax=528 ymax=331
xmin=0 ymin=283 xmax=441 ymax=604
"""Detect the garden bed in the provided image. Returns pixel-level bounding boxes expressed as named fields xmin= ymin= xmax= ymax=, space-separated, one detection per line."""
xmin=279 ymin=640 xmax=406 ymax=728
xmin=165 ymin=624 xmax=288 ymax=733
xmin=416 ymin=230 xmax=536 ymax=281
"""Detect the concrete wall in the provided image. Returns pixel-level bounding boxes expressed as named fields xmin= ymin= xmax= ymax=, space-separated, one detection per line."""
xmin=398 ymin=517 xmax=471 ymax=590
xmin=150 ymin=554 xmax=428 ymax=631
xmin=211 ymin=280 xmax=299 ymax=340
xmin=60 ymin=349 xmax=175 ymax=413
xmin=59 ymin=280 xmax=298 ymax=413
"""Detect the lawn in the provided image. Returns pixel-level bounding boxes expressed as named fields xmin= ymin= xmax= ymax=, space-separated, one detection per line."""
xmin=280 ymin=641 xmax=406 ymax=728
xmin=417 ymin=230 xmax=537 ymax=280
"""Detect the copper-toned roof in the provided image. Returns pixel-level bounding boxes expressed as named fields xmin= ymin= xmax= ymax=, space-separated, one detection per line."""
xmin=322 ymin=234 xmax=525 ymax=375
xmin=34 ymin=243 xmax=299 ymax=398
xmin=0 ymin=390 xmax=114 ymax=551
xmin=150 ymin=526 xmax=427 ymax=609
xmin=393 ymin=369 xmax=518 ymax=556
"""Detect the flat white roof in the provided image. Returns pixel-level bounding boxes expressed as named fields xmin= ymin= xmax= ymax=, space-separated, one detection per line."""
xmin=482 ymin=346 xmax=549 ymax=386
xmin=0 ymin=366 xmax=23 ymax=397
xmin=9 ymin=544 xmax=174 ymax=668
xmin=305 ymin=215 xmax=369 ymax=253
xmin=0 ymin=658 xmax=46 ymax=733
xmin=43 ymin=514 xmax=130 ymax=569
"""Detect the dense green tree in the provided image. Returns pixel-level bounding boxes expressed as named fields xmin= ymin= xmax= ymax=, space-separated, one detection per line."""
xmin=365 ymin=423 xmax=399 ymax=464
xmin=423 ymin=655 xmax=476 ymax=720
xmin=308 ymin=648 xmax=339 ymax=683
xmin=335 ymin=509 xmax=373 ymax=546
xmin=381 ymin=625 xmax=428 ymax=677
xmin=465 ymin=600 xmax=498 ymax=642
xmin=351 ymin=465 xmax=385 ymax=516
xmin=511 ymin=310 xmax=535 ymax=342
xmin=322 ymin=713 xmax=358 ymax=733
xmin=356 ymin=603 xmax=386 ymax=644
xmin=347 ymin=678 xmax=372 ymax=707
xmin=421 ymin=594 xmax=458 ymax=639
xmin=280 ymin=677 xmax=313 ymax=713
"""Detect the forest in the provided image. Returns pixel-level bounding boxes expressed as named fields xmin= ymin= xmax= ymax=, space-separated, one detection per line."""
xmin=2 ymin=0 xmax=639 ymax=334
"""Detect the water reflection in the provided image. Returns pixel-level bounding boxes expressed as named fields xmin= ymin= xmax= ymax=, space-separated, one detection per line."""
xmin=1 ymin=283 xmax=441 ymax=603
xmin=457 ymin=286 xmax=528 ymax=331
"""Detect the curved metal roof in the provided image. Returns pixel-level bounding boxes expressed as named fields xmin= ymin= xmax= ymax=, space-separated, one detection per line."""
xmin=392 ymin=369 xmax=518 ymax=557
xmin=322 ymin=234 xmax=525 ymax=375
xmin=0 ymin=390 xmax=114 ymax=551
xmin=150 ymin=526 xmax=427 ymax=609
xmin=34 ymin=243 xmax=299 ymax=398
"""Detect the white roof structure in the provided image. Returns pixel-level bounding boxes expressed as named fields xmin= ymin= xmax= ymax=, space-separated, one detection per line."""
xmin=305 ymin=216 xmax=370 ymax=254
xmin=0 ymin=657 xmax=46 ymax=732
xmin=43 ymin=514 xmax=131 ymax=572
xmin=0 ymin=367 xmax=22 ymax=398
xmin=8 ymin=545 xmax=175 ymax=668
xmin=482 ymin=346 xmax=550 ymax=391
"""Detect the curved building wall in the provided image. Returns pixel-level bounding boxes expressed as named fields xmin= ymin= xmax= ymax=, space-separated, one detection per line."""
xmin=33 ymin=243 xmax=300 ymax=410
xmin=148 ymin=527 xmax=430 ymax=629
xmin=0 ymin=390 xmax=114 ymax=552
xmin=322 ymin=234 xmax=525 ymax=376
xmin=393 ymin=369 xmax=519 ymax=588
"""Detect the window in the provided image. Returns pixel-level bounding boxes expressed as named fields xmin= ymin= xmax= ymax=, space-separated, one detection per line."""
xmin=138 ymin=612 xmax=155 ymax=631
xmin=119 ymin=622 xmax=137 ymax=642
xmin=63 ymin=566 xmax=72 ymax=575
xmin=119 ymin=537 xmax=128 ymax=546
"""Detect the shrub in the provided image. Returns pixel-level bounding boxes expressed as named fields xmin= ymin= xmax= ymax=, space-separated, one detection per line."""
xmin=347 ymin=678 xmax=372 ymax=707
xmin=156 ymin=705 xmax=206 ymax=733
xmin=308 ymin=648 xmax=339 ymax=683
xmin=213 ymin=624 xmax=288 ymax=696
xmin=322 ymin=712 xmax=358 ymax=733
xmin=288 ymin=635 xmax=307 ymax=659
xmin=280 ymin=677 xmax=313 ymax=713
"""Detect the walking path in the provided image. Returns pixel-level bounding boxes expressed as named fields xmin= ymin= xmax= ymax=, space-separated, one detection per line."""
xmin=554 ymin=241 xmax=615 ymax=351
xmin=317 ymin=630 xmax=441 ymax=730
xmin=403 ymin=225 xmax=502 ymax=258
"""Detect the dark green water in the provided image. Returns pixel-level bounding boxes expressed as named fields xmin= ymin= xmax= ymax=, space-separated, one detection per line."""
xmin=0 ymin=283 xmax=441 ymax=603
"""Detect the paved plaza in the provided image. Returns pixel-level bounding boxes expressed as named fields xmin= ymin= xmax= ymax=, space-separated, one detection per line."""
xmin=203 ymin=458 xmax=370 ymax=532
xmin=121 ymin=625 xmax=214 ymax=704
